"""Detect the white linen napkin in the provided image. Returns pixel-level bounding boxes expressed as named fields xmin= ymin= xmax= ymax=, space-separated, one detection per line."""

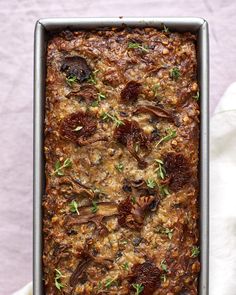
xmin=210 ymin=83 xmax=236 ymax=295
xmin=12 ymin=84 xmax=236 ymax=295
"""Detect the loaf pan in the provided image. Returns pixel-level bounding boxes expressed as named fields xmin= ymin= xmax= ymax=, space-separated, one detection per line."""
xmin=34 ymin=17 xmax=209 ymax=295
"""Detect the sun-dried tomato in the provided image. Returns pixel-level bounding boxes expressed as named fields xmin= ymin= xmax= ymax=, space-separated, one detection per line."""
xmin=120 ymin=81 xmax=142 ymax=102
xmin=130 ymin=261 xmax=161 ymax=294
xmin=61 ymin=56 xmax=92 ymax=82
xmin=164 ymin=152 xmax=192 ymax=191
xmin=60 ymin=111 xmax=97 ymax=145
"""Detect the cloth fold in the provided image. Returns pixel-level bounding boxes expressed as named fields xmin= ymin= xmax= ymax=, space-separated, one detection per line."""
xmin=13 ymin=83 xmax=236 ymax=294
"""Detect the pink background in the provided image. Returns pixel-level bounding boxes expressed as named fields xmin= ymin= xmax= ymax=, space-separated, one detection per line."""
xmin=0 ymin=0 xmax=236 ymax=294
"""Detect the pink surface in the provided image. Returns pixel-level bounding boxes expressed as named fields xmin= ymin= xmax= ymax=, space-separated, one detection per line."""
xmin=0 ymin=0 xmax=236 ymax=294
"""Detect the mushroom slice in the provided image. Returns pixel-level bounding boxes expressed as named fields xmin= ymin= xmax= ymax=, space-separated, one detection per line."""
xmin=69 ymin=251 xmax=114 ymax=287
xmin=163 ymin=152 xmax=192 ymax=192
xmin=120 ymin=81 xmax=142 ymax=103
xmin=134 ymin=105 xmax=173 ymax=120
xmin=114 ymin=120 xmax=149 ymax=169
xmin=60 ymin=111 xmax=107 ymax=146
xmin=61 ymin=56 xmax=92 ymax=82
xmin=58 ymin=177 xmax=94 ymax=199
xmin=129 ymin=260 xmax=161 ymax=295
xmin=118 ymin=195 xmax=158 ymax=230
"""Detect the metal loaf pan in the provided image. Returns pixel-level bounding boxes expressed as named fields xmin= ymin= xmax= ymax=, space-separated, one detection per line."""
xmin=34 ymin=17 xmax=209 ymax=295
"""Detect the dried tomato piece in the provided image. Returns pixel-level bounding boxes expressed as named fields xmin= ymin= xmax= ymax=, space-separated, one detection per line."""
xmin=120 ymin=81 xmax=142 ymax=102
xmin=130 ymin=261 xmax=161 ymax=294
xmin=114 ymin=120 xmax=149 ymax=168
xmin=60 ymin=111 xmax=97 ymax=146
xmin=164 ymin=152 xmax=192 ymax=191
xmin=134 ymin=105 xmax=173 ymax=121
xmin=61 ymin=56 xmax=92 ymax=82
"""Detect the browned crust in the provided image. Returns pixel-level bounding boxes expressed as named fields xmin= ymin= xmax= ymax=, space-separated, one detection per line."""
xmin=43 ymin=27 xmax=200 ymax=295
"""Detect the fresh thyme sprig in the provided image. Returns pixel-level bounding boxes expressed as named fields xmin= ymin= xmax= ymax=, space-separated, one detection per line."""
xmin=53 ymin=158 xmax=72 ymax=176
xmin=101 ymin=111 xmax=124 ymax=127
xmin=128 ymin=42 xmax=149 ymax=53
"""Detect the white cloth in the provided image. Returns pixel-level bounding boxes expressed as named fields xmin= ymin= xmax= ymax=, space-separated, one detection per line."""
xmin=210 ymin=83 xmax=236 ymax=295
xmin=12 ymin=84 xmax=236 ymax=294
xmin=12 ymin=282 xmax=32 ymax=295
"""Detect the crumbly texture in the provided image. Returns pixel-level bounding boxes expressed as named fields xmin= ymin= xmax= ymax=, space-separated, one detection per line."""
xmin=43 ymin=27 xmax=200 ymax=295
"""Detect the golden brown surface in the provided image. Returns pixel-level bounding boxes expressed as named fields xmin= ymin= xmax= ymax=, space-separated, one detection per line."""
xmin=43 ymin=27 xmax=200 ymax=295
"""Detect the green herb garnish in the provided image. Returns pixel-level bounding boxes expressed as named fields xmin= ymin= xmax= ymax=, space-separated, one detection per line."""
xmin=69 ymin=200 xmax=79 ymax=215
xmin=115 ymin=162 xmax=124 ymax=172
xmin=101 ymin=111 xmax=124 ymax=127
xmin=91 ymin=200 xmax=98 ymax=213
xmin=193 ymin=91 xmax=200 ymax=101
xmin=132 ymin=283 xmax=144 ymax=294
xmin=66 ymin=74 xmax=78 ymax=86
xmin=160 ymin=259 xmax=168 ymax=272
xmin=156 ymin=128 xmax=177 ymax=147
xmin=155 ymin=159 xmax=166 ymax=179
xmin=128 ymin=42 xmax=149 ymax=53
xmin=161 ymin=274 xmax=167 ymax=282
xmin=191 ymin=246 xmax=200 ymax=258
xmin=91 ymin=92 xmax=106 ymax=107
xmin=54 ymin=269 xmax=65 ymax=291
xmin=170 ymin=67 xmax=180 ymax=80
xmin=53 ymin=158 xmax=72 ymax=176
xmin=105 ymin=277 xmax=117 ymax=289
xmin=152 ymin=83 xmax=160 ymax=96
xmin=122 ymin=262 xmax=129 ymax=270
xmin=162 ymin=24 xmax=170 ymax=33
xmin=87 ymin=69 xmax=99 ymax=85
xmin=131 ymin=196 xmax=136 ymax=204
xmin=146 ymin=178 xmax=156 ymax=189
xmin=155 ymin=226 xmax=174 ymax=240
xmin=159 ymin=185 xmax=170 ymax=197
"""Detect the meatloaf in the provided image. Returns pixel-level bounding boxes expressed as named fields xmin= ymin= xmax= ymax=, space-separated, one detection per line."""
xmin=43 ymin=26 xmax=200 ymax=295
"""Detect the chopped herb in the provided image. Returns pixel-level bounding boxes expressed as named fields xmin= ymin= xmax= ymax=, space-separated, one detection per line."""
xmin=91 ymin=200 xmax=98 ymax=213
xmin=101 ymin=111 xmax=124 ymax=127
xmin=98 ymin=92 xmax=106 ymax=100
xmin=156 ymin=128 xmax=177 ymax=147
xmin=146 ymin=178 xmax=156 ymax=189
xmin=161 ymin=274 xmax=167 ymax=282
xmin=193 ymin=91 xmax=200 ymax=101
xmin=66 ymin=74 xmax=78 ymax=86
xmin=105 ymin=277 xmax=117 ymax=289
xmin=97 ymin=281 xmax=103 ymax=291
xmin=162 ymin=24 xmax=170 ymax=33
xmin=170 ymin=67 xmax=180 ymax=80
xmin=122 ymin=262 xmax=129 ymax=270
xmin=54 ymin=269 xmax=65 ymax=291
xmin=160 ymin=259 xmax=168 ymax=272
xmin=115 ymin=162 xmax=124 ymax=172
xmin=91 ymin=92 xmax=106 ymax=107
xmin=131 ymin=196 xmax=136 ymax=204
xmin=155 ymin=159 xmax=166 ymax=180
xmin=53 ymin=158 xmax=72 ymax=176
xmin=69 ymin=200 xmax=79 ymax=215
xmin=155 ymin=226 xmax=174 ymax=240
xmin=132 ymin=283 xmax=144 ymax=295
xmin=159 ymin=185 xmax=170 ymax=197
xmin=73 ymin=125 xmax=83 ymax=131
xmin=152 ymin=83 xmax=160 ymax=96
xmin=87 ymin=69 xmax=99 ymax=85
xmin=191 ymin=246 xmax=200 ymax=258
xmin=128 ymin=42 xmax=149 ymax=53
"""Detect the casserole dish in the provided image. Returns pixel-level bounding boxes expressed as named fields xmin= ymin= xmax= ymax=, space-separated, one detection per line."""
xmin=34 ymin=17 xmax=209 ymax=295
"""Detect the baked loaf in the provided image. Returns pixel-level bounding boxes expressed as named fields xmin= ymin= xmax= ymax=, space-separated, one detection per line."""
xmin=43 ymin=27 xmax=200 ymax=295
